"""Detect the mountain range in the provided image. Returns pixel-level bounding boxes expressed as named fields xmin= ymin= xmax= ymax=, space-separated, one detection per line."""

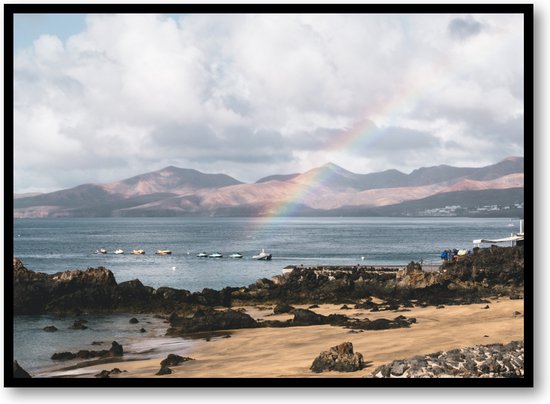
xmin=13 ymin=157 xmax=524 ymax=218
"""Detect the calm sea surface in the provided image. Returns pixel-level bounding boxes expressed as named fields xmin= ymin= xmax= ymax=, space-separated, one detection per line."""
xmin=12 ymin=216 xmax=520 ymax=375
xmin=13 ymin=217 xmax=520 ymax=291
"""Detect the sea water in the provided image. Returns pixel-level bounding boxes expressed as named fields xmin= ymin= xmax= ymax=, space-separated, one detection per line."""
xmin=13 ymin=217 xmax=520 ymax=291
xmin=11 ymin=216 xmax=520 ymax=376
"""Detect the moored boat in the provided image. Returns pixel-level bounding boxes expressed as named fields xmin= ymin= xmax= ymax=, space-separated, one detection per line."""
xmin=252 ymin=248 xmax=272 ymax=260
xmin=208 ymin=252 xmax=223 ymax=258
xmin=96 ymin=248 xmax=107 ymax=254
xmin=156 ymin=249 xmax=172 ymax=255
xmin=114 ymin=249 xmax=124 ymax=255
xmin=131 ymin=249 xmax=145 ymax=255
xmin=228 ymin=253 xmax=243 ymax=259
xmin=197 ymin=252 xmax=208 ymax=258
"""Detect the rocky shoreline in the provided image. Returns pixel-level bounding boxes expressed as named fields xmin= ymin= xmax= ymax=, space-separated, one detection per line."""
xmin=367 ymin=340 xmax=524 ymax=378
xmin=12 ymin=245 xmax=525 ymax=379
xmin=13 ymin=245 xmax=524 ymax=317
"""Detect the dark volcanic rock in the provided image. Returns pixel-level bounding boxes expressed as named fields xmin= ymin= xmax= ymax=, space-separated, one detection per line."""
xmin=95 ymin=370 xmax=111 ymax=378
xmin=110 ymin=341 xmax=124 ymax=357
xmin=346 ymin=316 xmax=415 ymax=331
xmin=13 ymin=258 xmax=118 ymax=314
xmin=156 ymin=366 xmax=172 ymax=375
xmin=160 ymin=354 xmax=194 ymax=367
xmin=14 ymin=245 xmax=524 ymax=315
xmin=261 ymin=308 xmax=414 ymax=332
xmin=129 ymin=317 xmax=139 ymax=324
xmin=69 ymin=320 xmax=88 ymax=330
xmin=95 ymin=368 xmax=125 ymax=378
xmin=51 ymin=351 xmax=76 ymax=361
xmin=43 ymin=325 xmax=58 ymax=332
xmin=116 ymin=279 xmax=156 ymax=310
xmin=51 ymin=341 xmax=123 ymax=361
xmin=13 ymin=258 xmax=202 ymax=315
xmin=273 ymin=303 xmax=295 ymax=314
xmin=310 ymin=342 xmax=364 ymax=373
xmin=291 ymin=309 xmax=328 ymax=326
xmin=13 ymin=360 xmax=32 ymax=378
xmin=167 ymin=309 xmax=259 ymax=335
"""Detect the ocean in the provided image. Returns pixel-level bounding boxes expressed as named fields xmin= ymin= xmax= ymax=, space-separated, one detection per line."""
xmin=11 ymin=216 xmax=520 ymax=376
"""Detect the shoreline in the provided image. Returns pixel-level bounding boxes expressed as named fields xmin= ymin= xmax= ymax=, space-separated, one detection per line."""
xmin=12 ymin=245 xmax=526 ymax=379
xmin=46 ymin=298 xmax=524 ymax=378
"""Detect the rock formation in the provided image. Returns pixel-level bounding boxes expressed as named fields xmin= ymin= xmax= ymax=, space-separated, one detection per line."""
xmin=51 ymin=341 xmax=123 ymax=361
xmin=310 ymin=342 xmax=364 ymax=373
xmin=13 ymin=246 xmax=524 ymax=316
xmin=367 ymin=341 xmax=524 ymax=378
xmin=155 ymin=354 xmax=194 ymax=376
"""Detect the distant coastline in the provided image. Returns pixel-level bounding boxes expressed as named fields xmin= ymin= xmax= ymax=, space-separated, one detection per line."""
xmin=14 ymin=157 xmax=524 ymax=218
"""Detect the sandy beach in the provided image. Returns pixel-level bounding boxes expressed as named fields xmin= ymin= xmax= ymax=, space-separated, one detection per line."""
xmin=72 ymin=298 xmax=524 ymax=378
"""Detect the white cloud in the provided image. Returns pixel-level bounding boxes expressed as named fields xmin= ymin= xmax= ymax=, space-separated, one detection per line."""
xmin=13 ymin=13 xmax=525 ymax=192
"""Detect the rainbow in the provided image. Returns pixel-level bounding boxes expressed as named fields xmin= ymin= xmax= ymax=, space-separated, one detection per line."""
xmin=260 ymin=80 xmax=435 ymax=221
xmin=255 ymin=29 xmax=513 ymax=224
xmin=266 ymin=119 xmax=380 ymax=218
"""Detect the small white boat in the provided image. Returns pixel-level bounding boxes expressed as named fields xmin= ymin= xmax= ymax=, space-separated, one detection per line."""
xmin=131 ymin=249 xmax=145 ymax=255
xmin=252 ymin=248 xmax=272 ymax=260
xmin=197 ymin=252 xmax=208 ymax=258
xmin=208 ymin=252 xmax=223 ymax=258
xmin=114 ymin=249 xmax=124 ymax=255
xmin=156 ymin=249 xmax=172 ymax=255
xmin=96 ymin=248 xmax=107 ymax=255
xmin=228 ymin=253 xmax=243 ymax=259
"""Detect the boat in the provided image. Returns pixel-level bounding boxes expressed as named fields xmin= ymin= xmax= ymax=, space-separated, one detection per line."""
xmin=473 ymin=219 xmax=525 ymax=248
xmin=252 ymin=248 xmax=272 ymax=260
xmin=114 ymin=249 xmax=124 ymax=255
xmin=228 ymin=253 xmax=243 ymax=259
xmin=197 ymin=252 xmax=208 ymax=258
xmin=96 ymin=248 xmax=107 ymax=254
xmin=156 ymin=249 xmax=172 ymax=255
xmin=131 ymin=249 xmax=145 ymax=255
xmin=208 ymin=252 xmax=223 ymax=258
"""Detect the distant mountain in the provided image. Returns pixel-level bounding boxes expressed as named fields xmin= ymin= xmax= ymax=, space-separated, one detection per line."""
xmin=404 ymin=156 xmax=524 ymax=186
xmin=319 ymin=188 xmax=524 ymax=217
xmin=14 ymin=192 xmax=43 ymax=199
xmin=255 ymin=173 xmax=300 ymax=183
xmin=102 ymin=166 xmax=243 ymax=197
xmin=273 ymin=157 xmax=524 ymax=192
xmin=14 ymin=157 xmax=524 ymax=218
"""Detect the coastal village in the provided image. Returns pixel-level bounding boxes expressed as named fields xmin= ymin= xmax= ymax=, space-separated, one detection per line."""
xmin=417 ymin=203 xmax=525 ymax=217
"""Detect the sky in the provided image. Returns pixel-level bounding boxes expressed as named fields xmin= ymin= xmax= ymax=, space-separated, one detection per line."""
xmin=12 ymin=12 xmax=525 ymax=193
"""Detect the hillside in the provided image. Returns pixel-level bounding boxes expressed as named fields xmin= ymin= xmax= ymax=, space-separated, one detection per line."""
xmin=13 ymin=157 xmax=524 ymax=218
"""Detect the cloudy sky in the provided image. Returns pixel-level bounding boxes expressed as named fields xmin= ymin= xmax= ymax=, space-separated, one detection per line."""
xmin=13 ymin=12 xmax=525 ymax=193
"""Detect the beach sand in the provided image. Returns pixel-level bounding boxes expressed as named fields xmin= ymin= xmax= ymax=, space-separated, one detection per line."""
xmin=73 ymin=298 xmax=524 ymax=378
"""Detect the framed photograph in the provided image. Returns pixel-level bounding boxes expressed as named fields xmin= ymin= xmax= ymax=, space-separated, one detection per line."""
xmin=4 ymin=3 xmax=533 ymax=387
